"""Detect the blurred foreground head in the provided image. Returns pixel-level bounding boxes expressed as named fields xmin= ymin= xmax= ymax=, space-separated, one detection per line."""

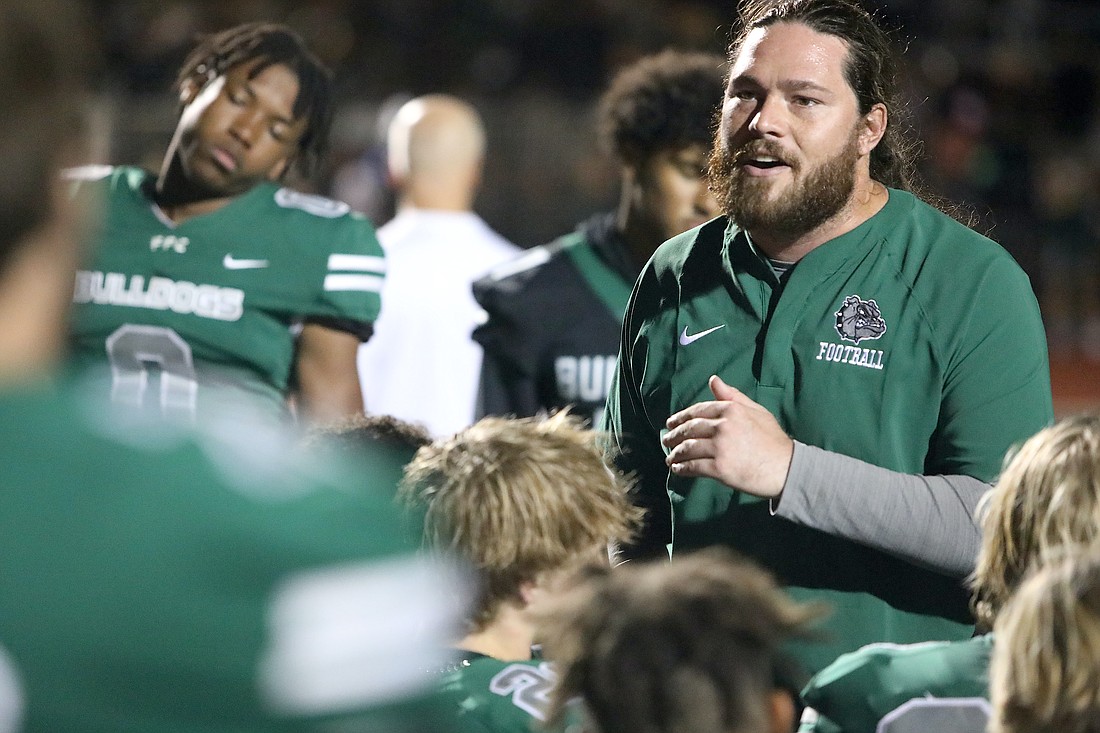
xmin=0 ymin=0 xmax=88 ymax=274
xmin=538 ymin=547 xmax=824 ymax=733
xmin=971 ymin=413 xmax=1100 ymax=628
xmin=0 ymin=0 xmax=93 ymax=385
xmin=989 ymin=548 xmax=1100 ymax=733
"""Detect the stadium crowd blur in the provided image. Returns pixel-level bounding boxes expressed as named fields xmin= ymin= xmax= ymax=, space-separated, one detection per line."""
xmin=86 ymin=0 xmax=1099 ymax=365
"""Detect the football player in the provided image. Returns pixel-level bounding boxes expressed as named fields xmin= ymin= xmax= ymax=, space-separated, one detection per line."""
xmin=472 ymin=50 xmax=724 ymax=426
xmin=68 ymin=22 xmax=383 ymax=424
xmin=0 ymin=7 xmax=462 ymax=729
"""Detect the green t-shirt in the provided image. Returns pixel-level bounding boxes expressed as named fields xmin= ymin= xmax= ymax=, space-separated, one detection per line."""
xmin=799 ymin=635 xmax=993 ymax=733
xmin=438 ymin=655 xmax=575 ymax=733
xmin=0 ymin=384 xmax=459 ymax=732
xmin=605 ymin=189 xmax=1052 ymax=673
xmin=66 ymin=165 xmax=384 ymax=420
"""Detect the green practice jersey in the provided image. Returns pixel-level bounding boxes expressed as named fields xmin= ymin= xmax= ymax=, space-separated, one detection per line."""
xmin=67 ymin=165 xmax=384 ymax=420
xmin=799 ymin=635 xmax=993 ymax=733
xmin=438 ymin=655 xmax=573 ymax=733
xmin=0 ymin=384 xmax=461 ymax=732
xmin=605 ymin=189 xmax=1052 ymax=673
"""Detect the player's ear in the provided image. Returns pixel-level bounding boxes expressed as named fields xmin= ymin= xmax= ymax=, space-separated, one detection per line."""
xmin=518 ymin=580 xmax=538 ymax=608
xmin=858 ymin=103 xmax=887 ymax=156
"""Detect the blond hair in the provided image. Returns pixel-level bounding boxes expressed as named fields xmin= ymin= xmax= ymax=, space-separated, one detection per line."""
xmin=537 ymin=547 xmax=824 ymax=733
xmin=989 ymin=548 xmax=1100 ymax=733
xmin=399 ymin=412 xmax=644 ymax=630
xmin=970 ymin=413 xmax=1100 ymax=628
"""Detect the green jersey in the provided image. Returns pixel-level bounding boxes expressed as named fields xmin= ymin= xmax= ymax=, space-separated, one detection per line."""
xmin=67 ymin=165 xmax=384 ymax=420
xmin=605 ymin=189 xmax=1052 ymax=673
xmin=0 ymin=384 xmax=460 ymax=732
xmin=799 ymin=635 xmax=993 ymax=733
xmin=438 ymin=655 xmax=573 ymax=733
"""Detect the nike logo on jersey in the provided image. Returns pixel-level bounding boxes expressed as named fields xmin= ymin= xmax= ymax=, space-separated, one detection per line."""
xmin=679 ymin=325 xmax=725 ymax=345
xmin=223 ymin=254 xmax=269 ymax=270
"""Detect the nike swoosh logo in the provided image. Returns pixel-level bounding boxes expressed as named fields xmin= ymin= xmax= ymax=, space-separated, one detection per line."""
xmin=223 ymin=254 xmax=269 ymax=270
xmin=679 ymin=324 xmax=726 ymax=345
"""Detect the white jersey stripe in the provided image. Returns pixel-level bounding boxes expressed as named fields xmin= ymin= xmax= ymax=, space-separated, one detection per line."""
xmin=327 ymin=254 xmax=385 ymax=273
xmin=259 ymin=555 xmax=468 ymax=713
xmin=323 ymin=274 xmax=384 ymax=293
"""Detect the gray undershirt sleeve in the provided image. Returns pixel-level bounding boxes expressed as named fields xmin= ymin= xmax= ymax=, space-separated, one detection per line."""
xmin=772 ymin=441 xmax=988 ymax=577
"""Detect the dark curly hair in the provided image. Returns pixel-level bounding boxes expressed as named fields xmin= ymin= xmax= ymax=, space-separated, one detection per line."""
xmin=175 ymin=22 xmax=334 ymax=178
xmin=599 ymin=49 xmax=726 ymax=164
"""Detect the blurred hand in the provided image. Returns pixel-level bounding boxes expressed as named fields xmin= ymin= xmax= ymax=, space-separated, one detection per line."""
xmin=661 ymin=375 xmax=794 ymax=498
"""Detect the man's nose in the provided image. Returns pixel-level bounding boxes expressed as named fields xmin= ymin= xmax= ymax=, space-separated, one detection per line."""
xmin=230 ymin=110 xmax=265 ymax=146
xmin=748 ymin=94 xmax=785 ymax=138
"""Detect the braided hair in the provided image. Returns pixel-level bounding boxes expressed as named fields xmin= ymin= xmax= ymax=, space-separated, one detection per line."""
xmin=175 ymin=22 xmax=333 ymax=177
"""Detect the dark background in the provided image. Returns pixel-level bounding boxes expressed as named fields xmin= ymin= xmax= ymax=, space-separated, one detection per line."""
xmin=81 ymin=0 xmax=1100 ymax=387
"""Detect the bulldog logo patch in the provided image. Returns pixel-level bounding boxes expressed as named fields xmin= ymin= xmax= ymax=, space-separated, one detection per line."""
xmin=834 ymin=294 xmax=887 ymax=344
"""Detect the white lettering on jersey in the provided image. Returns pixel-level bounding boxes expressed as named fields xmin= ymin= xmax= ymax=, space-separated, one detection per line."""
xmin=489 ymin=662 xmax=557 ymax=721
xmin=259 ymin=556 xmax=468 ymax=714
xmin=106 ymin=325 xmax=198 ymax=420
xmin=149 ymin=234 xmax=190 ymax=253
xmin=0 ymin=645 xmax=24 ymax=733
xmin=74 ymin=271 xmax=245 ymax=322
xmin=815 ymin=341 xmax=885 ymax=371
xmin=555 ymin=355 xmax=617 ymax=403
xmin=274 ymin=188 xmax=350 ymax=218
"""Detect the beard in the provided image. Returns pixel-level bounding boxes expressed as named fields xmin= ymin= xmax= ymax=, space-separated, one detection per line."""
xmin=707 ymin=129 xmax=860 ymax=236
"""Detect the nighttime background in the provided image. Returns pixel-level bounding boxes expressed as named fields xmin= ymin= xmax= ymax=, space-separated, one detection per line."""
xmin=79 ymin=0 xmax=1100 ymax=407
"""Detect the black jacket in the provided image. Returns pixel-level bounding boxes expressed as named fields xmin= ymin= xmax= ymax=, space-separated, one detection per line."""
xmin=472 ymin=213 xmax=638 ymax=426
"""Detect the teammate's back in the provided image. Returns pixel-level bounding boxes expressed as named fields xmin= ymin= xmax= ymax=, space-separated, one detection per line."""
xmin=0 ymin=396 xmax=461 ymax=731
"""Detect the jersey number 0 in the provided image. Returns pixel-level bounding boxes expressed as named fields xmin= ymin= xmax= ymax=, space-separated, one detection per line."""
xmin=105 ymin=324 xmax=198 ymax=420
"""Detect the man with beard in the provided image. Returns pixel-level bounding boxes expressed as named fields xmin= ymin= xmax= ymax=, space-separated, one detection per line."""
xmin=604 ymin=0 xmax=1052 ymax=675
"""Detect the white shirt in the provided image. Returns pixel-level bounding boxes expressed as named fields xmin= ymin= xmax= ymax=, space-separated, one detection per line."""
xmin=358 ymin=208 xmax=521 ymax=437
